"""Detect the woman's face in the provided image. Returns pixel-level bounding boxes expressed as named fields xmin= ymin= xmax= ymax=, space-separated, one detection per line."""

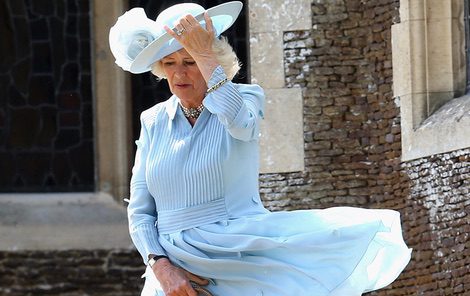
xmin=161 ymin=49 xmax=207 ymax=103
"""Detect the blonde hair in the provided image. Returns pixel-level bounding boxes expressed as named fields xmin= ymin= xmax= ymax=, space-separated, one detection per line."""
xmin=151 ymin=36 xmax=241 ymax=80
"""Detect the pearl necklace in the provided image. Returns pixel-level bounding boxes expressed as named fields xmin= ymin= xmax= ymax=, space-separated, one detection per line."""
xmin=180 ymin=103 xmax=204 ymax=119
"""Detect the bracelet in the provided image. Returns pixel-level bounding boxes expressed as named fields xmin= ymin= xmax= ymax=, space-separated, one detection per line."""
xmin=207 ymin=77 xmax=228 ymax=93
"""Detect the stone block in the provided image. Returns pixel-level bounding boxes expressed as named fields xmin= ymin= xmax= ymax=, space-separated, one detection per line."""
xmin=0 ymin=193 xmax=131 ymax=250
xmin=249 ymin=0 xmax=312 ymax=33
xmin=249 ymin=31 xmax=284 ymax=88
xmin=426 ymin=19 xmax=457 ymax=94
xmin=259 ymin=87 xmax=304 ymax=173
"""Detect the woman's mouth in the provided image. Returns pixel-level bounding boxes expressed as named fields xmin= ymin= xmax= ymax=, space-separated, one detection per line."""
xmin=175 ymin=83 xmax=190 ymax=88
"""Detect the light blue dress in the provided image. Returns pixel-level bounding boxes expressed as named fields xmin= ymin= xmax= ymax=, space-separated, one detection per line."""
xmin=128 ymin=66 xmax=411 ymax=296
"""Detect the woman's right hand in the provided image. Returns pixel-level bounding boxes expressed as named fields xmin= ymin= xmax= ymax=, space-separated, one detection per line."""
xmin=152 ymin=258 xmax=209 ymax=296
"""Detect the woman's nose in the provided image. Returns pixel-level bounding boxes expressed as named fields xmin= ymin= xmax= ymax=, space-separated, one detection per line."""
xmin=174 ymin=65 xmax=186 ymax=77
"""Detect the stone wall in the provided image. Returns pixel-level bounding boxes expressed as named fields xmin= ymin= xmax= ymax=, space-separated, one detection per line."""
xmin=260 ymin=0 xmax=401 ymax=210
xmin=259 ymin=0 xmax=470 ymax=295
xmin=370 ymin=150 xmax=470 ymax=296
xmin=0 ymin=249 xmax=143 ymax=295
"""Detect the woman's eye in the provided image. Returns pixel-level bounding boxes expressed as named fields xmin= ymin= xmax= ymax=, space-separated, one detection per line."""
xmin=184 ymin=61 xmax=196 ymax=65
xmin=163 ymin=62 xmax=174 ymax=66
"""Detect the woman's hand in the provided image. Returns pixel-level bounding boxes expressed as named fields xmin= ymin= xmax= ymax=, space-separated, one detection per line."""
xmin=153 ymin=258 xmax=209 ymax=296
xmin=165 ymin=12 xmax=214 ymax=60
xmin=164 ymin=12 xmax=219 ymax=82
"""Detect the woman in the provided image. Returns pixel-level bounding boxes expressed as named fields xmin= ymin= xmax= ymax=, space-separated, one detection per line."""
xmin=109 ymin=2 xmax=411 ymax=296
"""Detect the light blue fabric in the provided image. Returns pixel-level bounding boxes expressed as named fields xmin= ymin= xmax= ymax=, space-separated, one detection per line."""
xmin=128 ymin=66 xmax=411 ymax=296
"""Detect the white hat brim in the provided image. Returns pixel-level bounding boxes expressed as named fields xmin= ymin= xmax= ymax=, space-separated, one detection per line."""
xmin=129 ymin=1 xmax=243 ymax=74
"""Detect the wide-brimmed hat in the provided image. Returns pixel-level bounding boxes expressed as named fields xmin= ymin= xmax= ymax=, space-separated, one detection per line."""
xmin=109 ymin=1 xmax=242 ymax=74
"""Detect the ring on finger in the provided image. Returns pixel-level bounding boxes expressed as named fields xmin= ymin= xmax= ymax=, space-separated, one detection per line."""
xmin=174 ymin=27 xmax=185 ymax=36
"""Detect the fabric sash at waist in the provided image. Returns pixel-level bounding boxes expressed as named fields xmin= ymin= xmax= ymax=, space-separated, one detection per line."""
xmin=157 ymin=198 xmax=228 ymax=234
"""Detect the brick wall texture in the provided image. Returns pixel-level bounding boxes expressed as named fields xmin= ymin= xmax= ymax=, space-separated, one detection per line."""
xmin=261 ymin=0 xmax=470 ymax=295
xmin=1 ymin=0 xmax=469 ymax=295
xmin=0 ymin=250 xmax=143 ymax=295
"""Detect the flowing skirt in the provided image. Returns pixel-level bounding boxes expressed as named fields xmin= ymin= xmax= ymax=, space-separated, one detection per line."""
xmin=141 ymin=207 xmax=411 ymax=296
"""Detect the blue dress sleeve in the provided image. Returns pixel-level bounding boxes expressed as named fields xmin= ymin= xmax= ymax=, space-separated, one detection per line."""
xmin=128 ymin=111 xmax=166 ymax=264
xmin=203 ymin=65 xmax=265 ymax=142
